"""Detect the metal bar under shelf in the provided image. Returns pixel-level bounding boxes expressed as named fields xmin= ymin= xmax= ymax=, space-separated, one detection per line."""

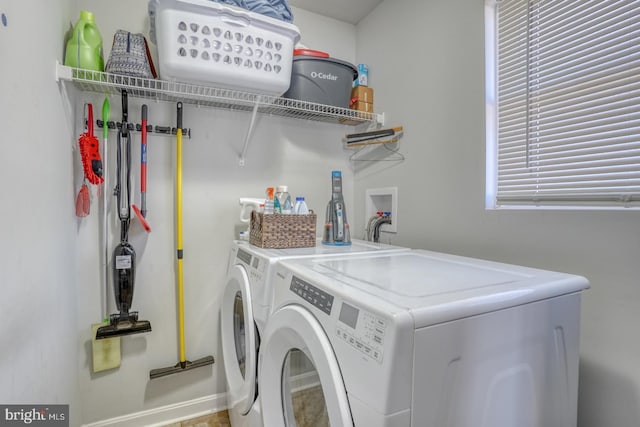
xmin=55 ymin=62 xmax=383 ymax=127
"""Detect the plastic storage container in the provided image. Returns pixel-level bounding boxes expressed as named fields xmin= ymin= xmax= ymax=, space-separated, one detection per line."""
xmin=148 ymin=0 xmax=300 ymax=95
xmin=283 ymin=50 xmax=357 ymax=108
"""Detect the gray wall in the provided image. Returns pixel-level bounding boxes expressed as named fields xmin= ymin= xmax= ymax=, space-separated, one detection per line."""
xmin=0 ymin=0 xmax=357 ymax=425
xmin=3 ymin=0 xmax=636 ymax=425
xmin=354 ymin=1 xmax=640 ymax=426
xmin=72 ymin=0 xmax=357 ymax=424
xmin=0 ymin=0 xmax=80 ymax=425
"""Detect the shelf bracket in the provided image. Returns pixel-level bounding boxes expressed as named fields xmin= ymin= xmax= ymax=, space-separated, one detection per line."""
xmin=55 ymin=61 xmax=72 ymax=82
xmin=239 ymin=98 xmax=261 ymax=166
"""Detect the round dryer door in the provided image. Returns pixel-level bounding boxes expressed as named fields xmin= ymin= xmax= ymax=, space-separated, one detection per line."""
xmin=259 ymin=304 xmax=353 ymax=427
xmin=221 ymin=264 xmax=258 ymax=415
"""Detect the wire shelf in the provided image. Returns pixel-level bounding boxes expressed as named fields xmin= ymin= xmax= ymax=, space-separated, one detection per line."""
xmin=56 ymin=63 xmax=383 ymax=127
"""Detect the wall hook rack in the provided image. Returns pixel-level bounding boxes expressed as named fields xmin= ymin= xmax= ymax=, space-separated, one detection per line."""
xmin=95 ymin=120 xmax=192 ymax=138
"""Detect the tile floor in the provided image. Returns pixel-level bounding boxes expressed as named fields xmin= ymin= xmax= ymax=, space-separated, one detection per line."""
xmin=162 ymin=410 xmax=230 ymax=427
xmin=164 ymin=385 xmax=326 ymax=427
xmin=291 ymin=385 xmax=328 ymax=427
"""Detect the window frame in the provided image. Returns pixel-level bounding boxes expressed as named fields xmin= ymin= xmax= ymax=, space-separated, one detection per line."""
xmin=485 ymin=0 xmax=640 ymax=210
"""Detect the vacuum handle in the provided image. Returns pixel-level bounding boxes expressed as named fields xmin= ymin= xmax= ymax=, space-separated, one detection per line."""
xmin=177 ymin=102 xmax=183 ymax=129
xmin=122 ymin=90 xmax=129 ymax=124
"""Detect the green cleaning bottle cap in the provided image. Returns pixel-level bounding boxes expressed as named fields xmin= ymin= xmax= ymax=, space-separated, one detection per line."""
xmin=80 ymin=10 xmax=94 ymax=22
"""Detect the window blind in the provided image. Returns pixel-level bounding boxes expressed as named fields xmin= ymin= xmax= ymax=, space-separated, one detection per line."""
xmin=494 ymin=0 xmax=640 ymax=206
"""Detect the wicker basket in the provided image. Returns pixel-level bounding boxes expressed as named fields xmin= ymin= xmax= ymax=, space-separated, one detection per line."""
xmin=250 ymin=211 xmax=317 ymax=248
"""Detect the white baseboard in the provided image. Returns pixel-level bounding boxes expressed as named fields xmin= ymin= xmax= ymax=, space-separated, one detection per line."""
xmin=82 ymin=371 xmax=317 ymax=427
xmin=81 ymin=393 xmax=227 ymax=427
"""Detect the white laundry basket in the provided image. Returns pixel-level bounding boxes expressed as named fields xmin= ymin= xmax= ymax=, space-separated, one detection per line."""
xmin=149 ymin=0 xmax=300 ymax=95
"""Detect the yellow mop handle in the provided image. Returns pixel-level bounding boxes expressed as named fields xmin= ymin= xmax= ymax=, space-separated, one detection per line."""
xmin=176 ymin=103 xmax=186 ymax=364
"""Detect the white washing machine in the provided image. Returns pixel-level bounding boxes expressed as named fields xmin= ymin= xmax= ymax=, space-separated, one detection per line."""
xmin=220 ymin=239 xmax=408 ymax=427
xmin=258 ymin=250 xmax=590 ymax=427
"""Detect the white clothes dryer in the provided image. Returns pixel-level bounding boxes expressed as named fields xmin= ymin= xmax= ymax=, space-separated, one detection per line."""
xmin=259 ymin=250 xmax=589 ymax=427
xmin=220 ymin=239 xmax=408 ymax=427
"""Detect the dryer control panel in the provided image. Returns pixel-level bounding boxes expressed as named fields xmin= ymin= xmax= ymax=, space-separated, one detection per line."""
xmin=289 ymin=275 xmax=386 ymax=363
xmin=336 ymin=303 xmax=386 ymax=363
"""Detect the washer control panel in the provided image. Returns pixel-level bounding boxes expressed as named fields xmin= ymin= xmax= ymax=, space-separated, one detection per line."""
xmin=237 ymin=248 xmax=265 ymax=282
xmin=336 ymin=305 xmax=386 ymax=363
xmin=236 ymin=248 xmax=252 ymax=266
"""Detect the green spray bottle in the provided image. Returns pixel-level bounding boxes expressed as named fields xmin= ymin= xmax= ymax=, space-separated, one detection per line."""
xmin=64 ymin=10 xmax=104 ymax=71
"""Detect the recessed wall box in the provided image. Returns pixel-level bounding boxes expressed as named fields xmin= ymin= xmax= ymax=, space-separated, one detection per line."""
xmin=365 ymin=187 xmax=397 ymax=233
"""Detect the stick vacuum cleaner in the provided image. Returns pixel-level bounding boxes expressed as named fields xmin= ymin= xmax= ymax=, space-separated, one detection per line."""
xmin=96 ymin=91 xmax=152 ymax=340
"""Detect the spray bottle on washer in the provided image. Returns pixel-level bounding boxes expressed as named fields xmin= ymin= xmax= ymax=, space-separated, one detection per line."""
xmin=322 ymin=170 xmax=351 ymax=246
xmin=239 ymin=198 xmax=264 ymax=241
